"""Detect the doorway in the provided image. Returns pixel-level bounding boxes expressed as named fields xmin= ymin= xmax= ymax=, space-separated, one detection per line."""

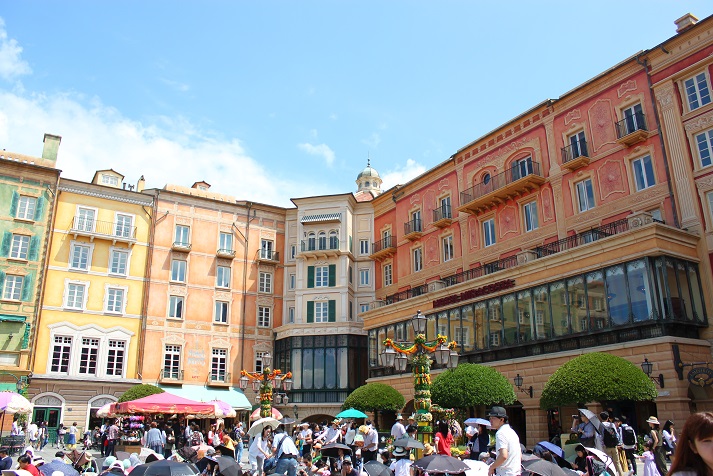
xmin=32 ymin=407 xmax=62 ymax=446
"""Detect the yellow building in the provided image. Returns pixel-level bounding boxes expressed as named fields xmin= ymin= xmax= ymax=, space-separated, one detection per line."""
xmin=30 ymin=170 xmax=153 ymax=438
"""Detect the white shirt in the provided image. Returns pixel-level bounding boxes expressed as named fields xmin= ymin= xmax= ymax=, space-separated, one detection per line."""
xmin=345 ymin=428 xmax=356 ymax=445
xmin=494 ymin=424 xmax=521 ymax=476
xmin=249 ymin=436 xmax=270 ymax=459
xmin=391 ymin=422 xmax=406 ymax=439
xmin=273 ymin=433 xmax=299 ymax=457
xmin=390 ymin=459 xmax=412 ymax=476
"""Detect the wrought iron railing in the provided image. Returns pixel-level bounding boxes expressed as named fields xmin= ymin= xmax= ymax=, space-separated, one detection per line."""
xmin=209 ymin=371 xmax=230 ymax=383
xmin=441 ymin=256 xmax=519 ymax=287
xmin=404 ymin=218 xmax=422 ymax=235
xmin=162 ymin=369 xmax=183 ymax=380
xmin=461 ymin=161 xmax=543 ymax=205
xmin=71 ymin=217 xmax=137 ymax=239
xmin=615 ymin=112 xmax=647 ymax=139
xmin=301 ymin=238 xmax=340 ymax=252
xmin=259 ymin=250 xmax=279 ymax=261
xmin=561 ymin=140 xmax=589 ymax=163
xmin=532 ymin=219 xmax=629 ymax=258
xmin=384 ymin=284 xmax=429 ymax=305
xmin=371 ymin=236 xmax=394 ymax=254
xmin=433 ymin=205 xmax=452 ymax=222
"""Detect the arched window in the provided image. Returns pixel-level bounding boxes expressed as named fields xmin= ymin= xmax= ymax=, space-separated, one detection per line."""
xmin=308 ymin=233 xmax=316 ymax=251
xmin=318 ymin=232 xmax=327 ymax=250
xmin=329 ymin=231 xmax=338 ymax=249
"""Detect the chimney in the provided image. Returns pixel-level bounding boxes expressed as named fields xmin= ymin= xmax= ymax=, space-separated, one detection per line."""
xmin=42 ymin=134 xmax=62 ymax=163
xmin=675 ymin=13 xmax=698 ymax=34
xmin=137 ymin=175 xmax=146 ymax=193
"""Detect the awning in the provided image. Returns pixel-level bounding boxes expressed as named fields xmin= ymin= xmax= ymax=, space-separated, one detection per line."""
xmin=0 ymin=315 xmax=26 ymax=323
xmin=300 ymin=213 xmax=341 ymax=224
xmin=157 ymin=385 xmax=251 ymax=411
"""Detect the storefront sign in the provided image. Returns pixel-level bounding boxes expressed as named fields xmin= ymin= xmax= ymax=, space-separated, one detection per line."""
xmin=432 ymin=279 xmax=516 ymax=308
xmin=687 ymin=367 xmax=713 ymax=387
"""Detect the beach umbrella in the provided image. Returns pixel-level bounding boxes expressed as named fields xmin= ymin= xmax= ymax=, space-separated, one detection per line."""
xmin=248 ymin=417 xmax=280 ymax=437
xmin=412 ymin=455 xmax=470 ymax=474
xmin=129 ymin=460 xmax=199 ymax=476
xmin=336 ymin=408 xmax=367 ymax=419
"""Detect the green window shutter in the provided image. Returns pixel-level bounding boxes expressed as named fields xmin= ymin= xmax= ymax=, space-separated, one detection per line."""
xmin=328 ymin=264 xmax=336 ymax=287
xmin=28 ymin=236 xmax=40 ymax=261
xmin=0 ymin=270 xmax=5 ymax=291
xmin=307 ymin=301 xmax=314 ymax=323
xmin=349 ymin=236 xmax=352 ymax=252
xmin=307 ymin=266 xmax=315 ymax=288
xmin=328 ymin=300 xmax=336 ymax=322
xmin=21 ymin=272 xmax=33 ymax=302
xmin=34 ymin=197 xmax=45 ymax=221
xmin=0 ymin=232 xmax=10 ymax=257
xmin=9 ymin=192 xmax=18 ymax=218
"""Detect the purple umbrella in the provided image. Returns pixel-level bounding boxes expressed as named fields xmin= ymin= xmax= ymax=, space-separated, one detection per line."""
xmin=211 ymin=400 xmax=236 ymax=418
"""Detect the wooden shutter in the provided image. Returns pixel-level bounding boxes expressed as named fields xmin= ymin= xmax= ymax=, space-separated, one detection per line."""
xmin=328 ymin=300 xmax=336 ymax=322
xmin=34 ymin=197 xmax=45 ymax=221
xmin=21 ymin=272 xmax=33 ymax=302
xmin=8 ymin=192 xmax=18 ymax=218
xmin=328 ymin=264 xmax=336 ymax=287
xmin=307 ymin=266 xmax=315 ymax=288
xmin=28 ymin=236 xmax=40 ymax=261
xmin=307 ymin=301 xmax=314 ymax=323
xmin=0 ymin=232 xmax=11 ymax=257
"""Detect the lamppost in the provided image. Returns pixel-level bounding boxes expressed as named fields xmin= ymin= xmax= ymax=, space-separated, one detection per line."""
xmin=382 ymin=311 xmax=459 ymax=445
xmin=0 ymin=372 xmax=31 ymax=395
xmin=239 ymin=353 xmax=292 ymax=418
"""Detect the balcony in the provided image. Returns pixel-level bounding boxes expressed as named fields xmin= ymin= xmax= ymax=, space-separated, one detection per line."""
xmin=171 ymin=241 xmax=192 ymax=252
xmin=207 ymin=371 xmax=231 ymax=387
xmin=532 ymin=219 xmax=629 ymax=258
xmin=300 ymin=238 xmax=341 ymax=258
xmin=432 ymin=205 xmax=453 ymax=228
xmin=615 ymin=113 xmax=650 ymax=146
xmin=403 ymin=219 xmax=423 ymax=241
xmin=561 ymin=140 xmax=590 ymax=171
xmin=257 ymin=250 xmax=280 ymax=264
xmin=159 ymin=369 xmax=184 ymax=384
xmin=458 ymin=161 xmax=545 ymax=214
xmin=69 ymin=217 xmax=137 ymax=245
xmin=370 ymin=236 xmax=396 ymax=260
xmin=216 ymin=248 xmax=236 ymax=259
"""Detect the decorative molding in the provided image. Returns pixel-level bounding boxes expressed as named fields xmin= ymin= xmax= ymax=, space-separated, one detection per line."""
xmin=162 ymin=333 xmax=186 ymax=345
xmin=169 ymin=285 xmax=187 ymax=296
xmin=4 ymin=266 xmax=28 ymax=276
xmin=175 ymin=216 xmax=191 ymax=226
xmin=617 ymin=80 xmax=637 ymax=98
xmin=260 ymin=230 xmax=277 ymax=240
xmin=209 ymin=337 xmax=231 ymax=348
xmin=58 ymin=186 xmax=153 ymax=206
xmin=219 ymin=224 xmax=233 ymax=233
xmin=597 ymin=160 xmax=626 ymax=200
xmin=425 ymin=235 xmax=439 ymax=265
xmin=215 ymin=291 xmax=231 ymax=300
xmin=588 ymin=99 xmax=617 ymax=153
xmin=438 ymin=178 xmax=449 ymax=190
xmin=684 ymin=110 xmax=713 ymax=133
xmin=256 ymin=296 xmax=274 ymax=306
xmin=217 ymin=258 xmax=233 ymax=267
xmin=500 ymin=205 xmax=519 ymax=237
xmin=410 ymin=194 xmax=421 ymax=205
xmin=564 ymin=109 xmax=581 ymax=125
xmin=542 ymin=187 xmax=554 ymax=222
xmin=695 ymin=175 xmax=713 ymax=191
xmin=655 ymin=85 xmax=676 ymax=110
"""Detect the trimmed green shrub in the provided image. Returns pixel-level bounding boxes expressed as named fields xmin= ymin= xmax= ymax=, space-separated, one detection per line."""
xmin=431 ymin=363 xmax=516 ymax=409
xmin=343 ymin=383 xmax=405 ymax=413
xmin=118 ymin=384 xmax=165 ymax=403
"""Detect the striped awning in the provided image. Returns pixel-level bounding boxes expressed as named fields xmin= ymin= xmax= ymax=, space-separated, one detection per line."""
xmin=301 ymin=213 xmax=342 ymax=223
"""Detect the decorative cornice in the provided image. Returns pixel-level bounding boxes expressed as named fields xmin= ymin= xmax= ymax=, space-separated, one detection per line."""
xmin=58 ymin=186 xmax=153 ymax=206
xmin=684 ymin=110 xmax=713 ymax=133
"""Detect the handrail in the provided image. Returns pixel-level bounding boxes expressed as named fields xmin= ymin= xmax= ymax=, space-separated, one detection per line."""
xmin=404 ymin=219 xmax=422 ymax=235
xmin=301 ymin=238 xmax=340 ymax=252
xmin=615 ymin=112 xmax=647 ymax=139
xmin=71 ymin=217 xmax=137 ymax=239
xmin=561 ymin=140 xmax=589 ymax=163
xmin=372 ymin=236 xmax=394 ymax=254
xmin=460 ymin=161 xmax=543 ymax=205
xmin=433 ymin=205 xmax=452 ymax=222
xmin=532 ymin=219 xmax=629 ymax=258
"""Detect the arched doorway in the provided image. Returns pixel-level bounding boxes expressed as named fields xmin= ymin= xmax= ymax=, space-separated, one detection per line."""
xmin=505 ymin=401 xmax=527 ymax=446
xmin=87 ymin=395 xmax=117 ymax=434
xmin=32 ymin=393 xmax=64 ymax=446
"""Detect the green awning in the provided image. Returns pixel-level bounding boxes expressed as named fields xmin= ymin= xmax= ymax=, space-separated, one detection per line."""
xmin=0 ymin=383 xmax=17 ymax=391
xmin=0 ymin=315 xmax=26 ymax=322
xmin=157 ymin=385 xmax=251 ymax=410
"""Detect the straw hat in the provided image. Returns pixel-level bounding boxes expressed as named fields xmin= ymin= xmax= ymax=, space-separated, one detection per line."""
xmin=646 ymin=416 xmax=660 ymax=425
xmin=392 ymin=447 xmax=408 ymax=457
xmin=359 ymin=425 xmax=369 ymax=434
xmin=423 ymin=443 xmax=435 ymax=456
xmin=396 ymin=415 xmax=403 ymax=420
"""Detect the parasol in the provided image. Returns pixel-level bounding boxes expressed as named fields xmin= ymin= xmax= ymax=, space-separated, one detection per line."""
xmin=113 ymin=392 xmax=216 ymax=416
xmin=248 ymin=417 xmax=280 ymax=437
xmin=250 ymin=407 xmax=282 ymax=420
xmin=0 ymin=392 xmax=33 ymax=414
xmin=336 ymin=408 xmax=367 ymax=419
xmin=96 ymin=402 xmax=115 ymax=418
xmin=412 ymin=454 xmax=470 ymax=474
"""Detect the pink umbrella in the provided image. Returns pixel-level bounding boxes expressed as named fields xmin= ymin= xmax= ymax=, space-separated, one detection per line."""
xmin=250 ymin=407 xmax=282 ymax=420
xmin=212 ymin=400 xmax=236 ymax=418
xmin=0 ymin=392 xmax=33 ymax=414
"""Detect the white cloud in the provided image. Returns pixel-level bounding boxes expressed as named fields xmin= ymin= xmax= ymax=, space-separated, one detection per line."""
xmin=329 ymin=113 xmax=338 ymax=121
xmin=159 ymin=77 xmax=190 ymax=92
xmin=0 ymin=18 xmax=31 ymax=81
xmin=297 ymin=142 xmax=335 ymax=166
xmin=361 ymin=132 xmax=381 ymax=149
xmin=380 ymin=159 xmax=427 ymax=190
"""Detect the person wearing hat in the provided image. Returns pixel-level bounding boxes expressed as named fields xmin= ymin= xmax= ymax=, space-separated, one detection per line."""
xmin=487 ymin=406 xmax=521 ymax=476
xmin=341 ymin=457 xmax=358 ymax=476
xmin=646 ymin=416 xmax=668 ymax=476
xmin=360 ymin=421 xmax=379 ymax=463
xmin=389 ymin=446 xmax=412 ymax=476
xmin=423 ymin=443 xmax=436 ymax=456
xmin=391 ymin=415 xmax=406 ymax=441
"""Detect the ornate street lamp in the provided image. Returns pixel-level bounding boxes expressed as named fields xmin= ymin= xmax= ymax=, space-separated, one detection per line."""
xmin=240 ymin=359 xmax=292 ymax=418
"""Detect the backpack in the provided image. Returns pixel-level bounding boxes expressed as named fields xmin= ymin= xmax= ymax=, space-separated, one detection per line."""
xmin=601 ymin=423 xmax=619 ymax=448
xmin=621 ymin=426 xmax=636 ymax=446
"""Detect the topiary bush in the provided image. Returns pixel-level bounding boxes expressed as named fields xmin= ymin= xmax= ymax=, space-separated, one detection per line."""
xmin=431 ymin=363 xmax=516 ymax=409
xmin=539 ymin=352 xmax=657 ymax=409
xmin=118 ymin=384 xmax=165 ymax=403
xmin=342 ymin=382 xmax=405 ymax=413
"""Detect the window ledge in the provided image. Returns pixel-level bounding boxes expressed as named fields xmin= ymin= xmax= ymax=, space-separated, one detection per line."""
xmin=13 ymin=218 xmax=35 ymax=224
xmin=167 ymin=317 xmax=184 ymax=322
xmin=108 ymin=272 xmax=128 ymax=277
xmin=215 ymin=286 xmax=231 ymax=291
xmin=0 ymin=299 xmax=21 ymax=304
xmin=104 ymin=311 xmax=123 ymax=316
xmin=69 ymin=268 xmax=89 ymax=273
xmin=6 ymin=257 xmax=29 ymax=263
xmin=213 ymin=321 xmax=230 ymax=326
xmin=63 ymin=307 xmax=84 ymax=311
xmin=169 ymin=280 xmax=186 ymax=285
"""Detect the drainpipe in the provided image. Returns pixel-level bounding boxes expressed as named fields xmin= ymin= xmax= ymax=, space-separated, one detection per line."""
xmin=239 ymin=202 xmax=256 ymax=373
xmin=137 ymin=189 xmax=158 ymax=381
xmin=637 ymin=53 xmax=680 ymax=228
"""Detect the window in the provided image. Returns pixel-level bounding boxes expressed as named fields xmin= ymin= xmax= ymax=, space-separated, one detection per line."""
xmin=50 ymin=336 xmax=72 ymax=373
xmin=382 ymin=229 xmax=392 ymax=247
xmin=255 ymin=352 xmax=267 ymax=373
xmin=349 ymin=265 xmax=353 ymax=284
xmin=513 ymin=156 xmax=534 ymax=180
xmin=260 ymin=239 xmax=273 ymax=259
xmin=622 ymin=104 xmax=645 ymax=135
xmin=101 ymin=174 xmax=119 ymax=186
xmin=78 ymin=338 xmax=99 ymax=375
xmin=384 ymin=263 xmax=393 ymax=286
xmin=523 ymin=201 xmax=539 ymax=232
xmin=318 ymin=232 xmax=327 ymax=250
xmin=576 ymin=179 xmax=595 ymax=212
xmin=329 ymin=231 xmax=338 ymax=249
xmin=76 ymin=208 xmax=95 ymax=232
xmin=2 ymin=275 xmax=23 ymax=301
xmin=413 ymin=248 xmax=423 ymax=272
xmin=483 ymin=219 xmax=496 ymax=247
xmin=315 ymin=301 xmax=329 ymax=323
xmin=360 ymin=303 xmax=370 ymax=314
xmin=288 ymin=307 xmax=295 ymax=324
xmin=307 ymin=233 xmax=316 ymax=251
xmin=411 ymin=210 xmax=422 ymax=232
xmin=289 ymin=274 xmax=295 ymax=290
xmin=360 ymin=240 xmax=369 ymax=255
xmin=115 ymin=214 xmax=133 ymax=238
xmin=219 ymin=232 xmax=233 ymax=252
xmin=70 ymin=243 xmax=91 ymax=271
xmin=258 ymin=307 xmax=271 ymax=327
xmin=211 ymin=349 xmax=228 ymax=381
xmin=568 ymin=130 xmax=588 ymax=158
xmin=175 ymin=225 xmax=190 ymax=246
xmin=65 ymin=283 xmax=86 ymax=309
xmin=16 ymin=196 xmax=37 ymax=220
xmin=455 ymin=327 xmax=469 ymax=347
xmin=214 ymin=301 xmax=229 ymax=324
xmin=439 ymin=196 xmax=452 ymax=219
xmin=442 ymin=235 xmax=454 ymax=262
xmin=170 ymin=259 xmax=186 ymax=282
xmin=685 ymin=72 xmax=711 ymax=111
xmin=106 ymin=340 xmax=126 ymax=377
xmin=259 ymin=272 xmax=272 ymax=293
xmin=106 ymin=287 xmax=125 ymax=314
xmin=632 ymin=155 xmax=656 ymax=191
xmin=489 ymin=332 xmax=501 ymax=347
xmin=316 ymin=266 xmax=329 ymax=287
xmin=696 ymin=128 xmax=713 ymax=168
xmin=109 ymin=249 xmax=128 ymax=275
xmin=216 ymin=265 xmax=231 ymax=288
xmin=290 ymin=245 xmax=296 ymax=260
xmin=359 ymin=269 xmax=370 ymax=286
xmin=168 ymin=296 xmax=184 ymax=319
xmin=163 ymin=345 xmax=182 ymax=379
xmin=9 ymin=234 xmax=30 ymax=260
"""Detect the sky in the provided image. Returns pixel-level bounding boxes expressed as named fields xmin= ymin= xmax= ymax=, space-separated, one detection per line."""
xmin=0 ymin=1 xmax=712 ymax=208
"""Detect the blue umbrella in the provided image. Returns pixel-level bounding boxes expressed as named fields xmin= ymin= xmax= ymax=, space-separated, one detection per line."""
xmin=336 ymin=408 xmax=367 ymax=418
xmin=535 ymin=441 xmax=564 ymax=458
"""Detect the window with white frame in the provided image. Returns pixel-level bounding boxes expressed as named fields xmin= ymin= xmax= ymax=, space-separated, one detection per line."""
xmin=219 ymin=232 xmax=233 ymax=252
xmin=349 ymin=265 xmax=353 ymax=284
xmin=523 ymin=201 xmax=539 ymax=232
xmin=316 ymin=266 xmax=329 ymax=287
xmin=258 ymin=307 xmax=271 ymax=327
xmin=214 ymin=301 xmax=229 ymax=324
xmin=576 ymin=179 xmax=595 ymax=212
xmin=360 ymin=303 xmax=370 ymax=314
xmin=318 ymin=231 xmax=327 ymax=250
xmin=16 ymin=196 xmax=37 ymax=220
xmin=289 ymin=274 xmax=296 ymax=290
xmin=76 ymin=207 xmax=95 ymax=232
xmin=175 ymin=225 xmax=190 ymax=246
xmin=2 ymin=275 xmax=23 ymax=301
xmin=442 ymin=235 xmax=454 ymax=262
xmin=288 ymin=307 xmax=295 ymax=323
xmin=455 ymin=327 xmax=469 ymax=347
xmin=50 ymin=336 xmax=72 ymax=373
xmin=260 ymin=239 xmax=274 ymax=259
xmin=632 ymin=155 xmax=656 ymax=191
xmin=106 ymin=287 xmax=125 ymax=314
xmin=255 ymin=352 xmax=267 ymax=373
xmin=708 ymin=191 xmax=713 ymax=227
xmin=290 ymin=245 xmax=296 ymax=260
xmin=64 ymin=282 xmax=87 ymax=309
xmin=685 ymin=72 xmax=712 ymax=111
xmin=168 ymin=295 xmax=184 ymax=319
xmin=359 ymin=269 xmax=370 ymax=286
xmin=696 ymin=128 xmax=713 ymax=168
xmin=535 ymin=310 xmax=545 ymax=325
xmin=413 ymin=247 xmax=423 ymax=272
xmin=315 ymin=301 xmax=329 ymax=323
xmin=622 ymin=103 xmax=645 ymax=135
xmin=109 ymin=248 xmax=128 ymax=275
xmin=114 ymin=214 xmax=133 ymax=238
xmin=211 ymin=348 xmax=228 ymax=381
xmin=171 ymin=259 xmax=186 ymax=282
xmin=329 ymin=230 xmax=338 ymax=249
xmin=216 ymin=265 xmax=231 ymax=288
xmin=360 ymin=239 xmax=369 ymax=255
xmin=9 ymin=234 xmax=30 ymax=260
xmin=78 ymin=337 xmax=99 ymax=375
xmin=439 ymin=196 xmax=452 ymax=219
xmin=259 ymin=272 xmax=272 ymax=293
xmin=489 ymin=332 xmax=501 ymax=347
xmin=383 ymin=263 xmax=392 ymax=286
xmin=163 ymin=345 xmax=182 ymax=379
xmin=106 ymin=340 xmax=126 ymax=377
xmin=69 ymin=243 xmax=91 ymax=271
xmin=483 ymin=219 xmax=496 ymax=247
xmin=101 ymin=174 xmax=119 ymax=186
xmin=567 ymin=130 xmax=588 ymax=158
xmin=438 ymin=324 xmax=448 ymax=336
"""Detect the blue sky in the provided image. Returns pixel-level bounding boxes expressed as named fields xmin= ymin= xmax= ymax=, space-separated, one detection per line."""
xmin=0 ymin=1 xmax=711 ymax=207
